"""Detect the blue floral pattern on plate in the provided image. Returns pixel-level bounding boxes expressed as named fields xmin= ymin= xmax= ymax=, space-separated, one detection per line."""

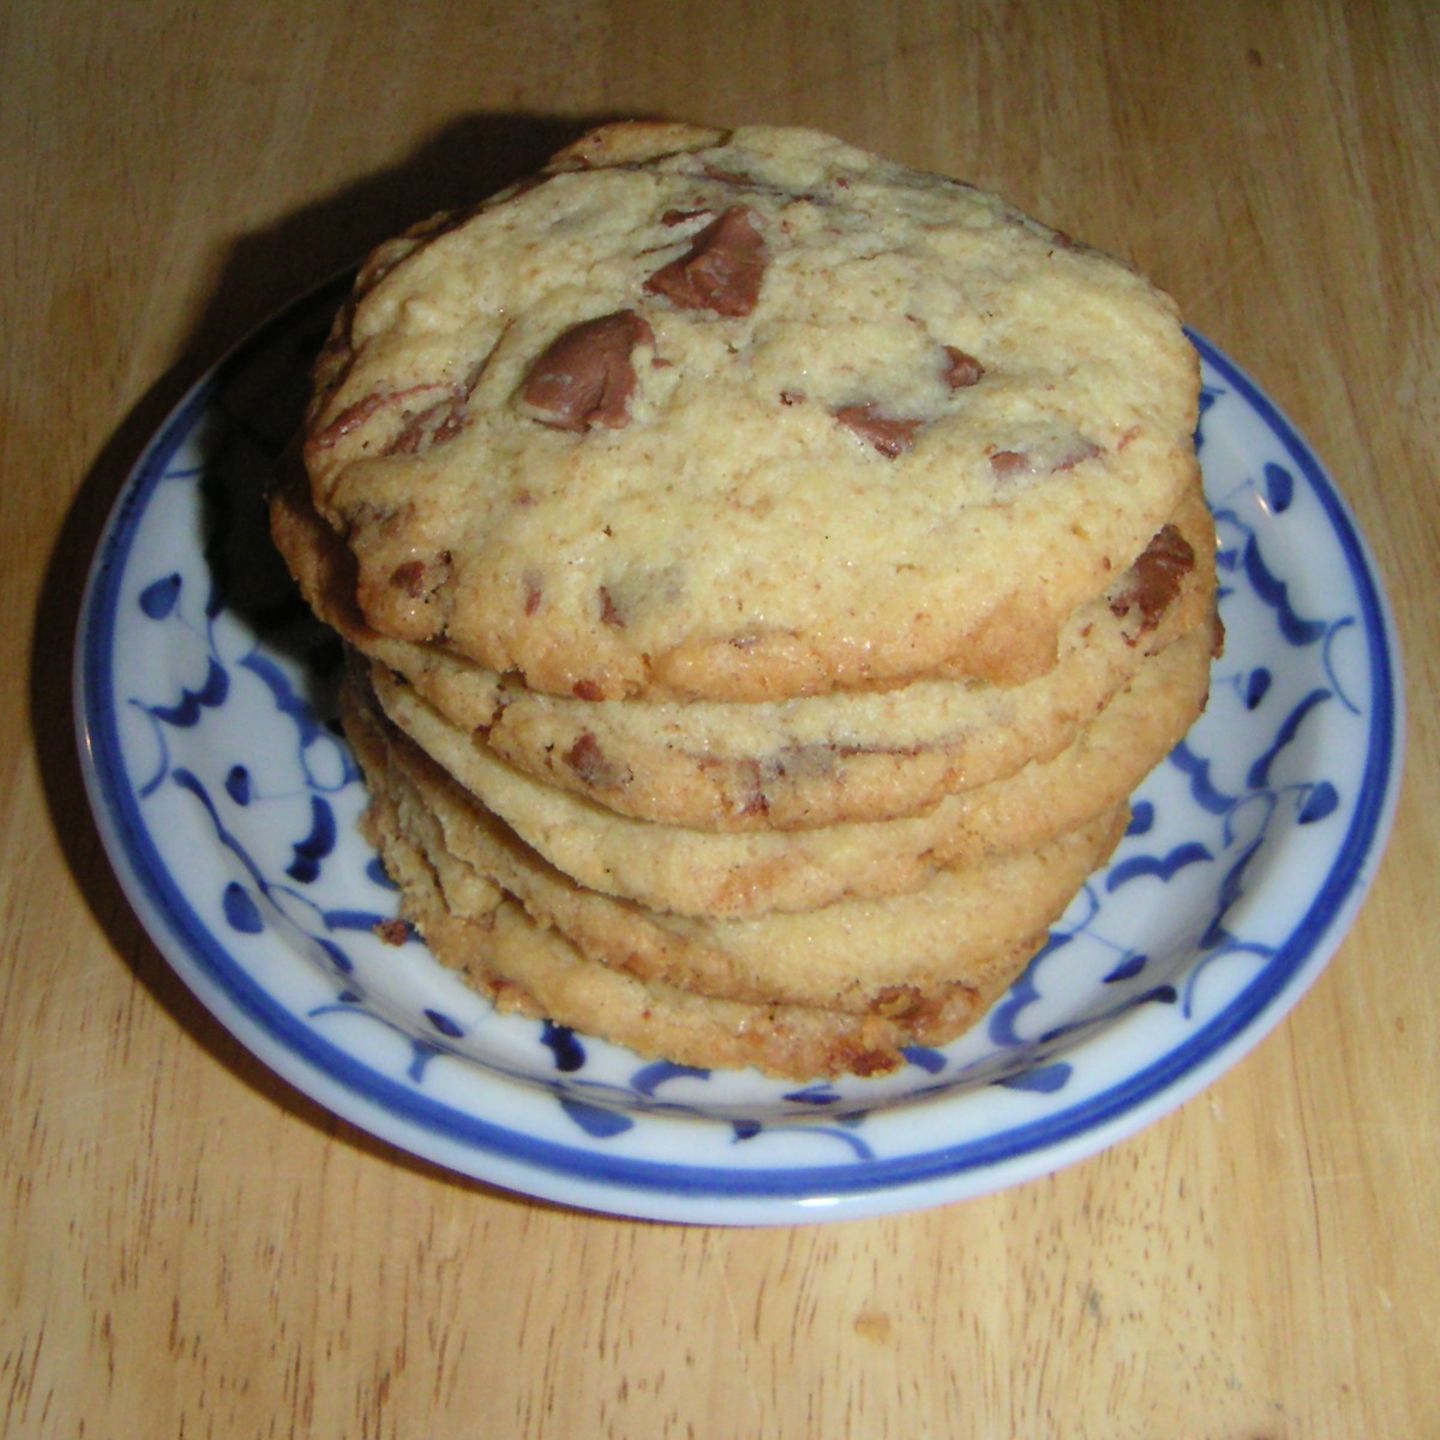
xmin=75 ymin=281 xmax=1403 ymax=1224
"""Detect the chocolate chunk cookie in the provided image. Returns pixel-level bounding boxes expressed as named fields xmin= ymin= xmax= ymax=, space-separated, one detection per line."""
xmin=300 ymin=123 xmax=1200 ymax=702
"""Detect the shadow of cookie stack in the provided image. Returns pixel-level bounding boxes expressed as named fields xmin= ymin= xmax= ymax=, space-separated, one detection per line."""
xmin=271 ymin=123 xmax=1219 ymax=1080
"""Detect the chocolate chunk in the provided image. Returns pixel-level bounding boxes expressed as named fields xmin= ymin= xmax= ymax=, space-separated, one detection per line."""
xmin=389 ymin=561 xmax=428 ymax=597
xmin=598 ymin=586 xmax=626 ymax=628
xmin=563 ymin=732 xmax=633 ymax=789
xmin=942 ymin=346 xmax=985 ymax=389
xmin=988 ymin=449 xmax=1031 ymax=479
xmin=387 ymin=392 xmax=470 ymax=455
xmin=834 ymin=403 xmax=921 ymax=458
xmin=389 ymin=551 xmax=451 ymax=601
xmin=519 ymin=310 xmax=654 ymax=431
xmin=373 ymin=918 xmax=409 ymax=946
xmin=1054 ymin=438 xmax=1102 ymax=472
xmin=700 ymin=163 xmax=752 ymax=186
xmin=643 ymin=206 xmax=767 ymax=317
xmin=311 ymin=382 xmax=450 ymax=450
xmin=1110 ymin=524 xmax=1196 ymax=634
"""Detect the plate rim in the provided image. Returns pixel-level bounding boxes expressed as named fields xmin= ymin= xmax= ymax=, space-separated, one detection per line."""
xmin=73 ymin=291 xmax=1406 ymax=1224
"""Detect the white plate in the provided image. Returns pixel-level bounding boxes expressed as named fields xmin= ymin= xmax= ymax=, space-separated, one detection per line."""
xmin=75 ymin=279 xmax=1404 ymax=1225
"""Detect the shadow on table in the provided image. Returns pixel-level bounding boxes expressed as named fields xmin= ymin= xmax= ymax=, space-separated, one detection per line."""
xmin=32 ymin=110 xmax=636 ymax=1215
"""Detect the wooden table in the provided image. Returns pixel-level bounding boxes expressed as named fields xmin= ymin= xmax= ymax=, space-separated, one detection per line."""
xmin=5 ymin=3 xmax=1436 ymax=1434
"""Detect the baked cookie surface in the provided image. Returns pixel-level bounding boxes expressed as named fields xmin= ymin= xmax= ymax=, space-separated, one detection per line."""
xmin=302 ymin=122 xmax=1199 ymax=701
xmin=346 ymin=687 xmax=1118 ymax=1077
xmin=273 ymin=464 xmax=1215 ymax=828
xmin=345 ymin=673 xmax=1127 ymax=1014
xmin=362 ymin=620 xmax=1213 ymax=919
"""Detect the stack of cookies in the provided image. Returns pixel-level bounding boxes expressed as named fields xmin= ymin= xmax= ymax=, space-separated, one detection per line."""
xmin=270 ymin=123 xmax=1219 ymax=1080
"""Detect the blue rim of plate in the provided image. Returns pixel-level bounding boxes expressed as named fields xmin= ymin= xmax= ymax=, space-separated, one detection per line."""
xmin=75 ymin=280 xmax=1404 ymax=1223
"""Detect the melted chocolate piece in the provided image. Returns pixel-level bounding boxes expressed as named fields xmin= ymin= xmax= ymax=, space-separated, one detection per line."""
xmin=643 ymin=206 xmax=767 ymax=317
xmin=1110 ymin=524 xmax=1196 ymax=634
xmin=387 ymin=392 xmax=471 ymax=455
xmin=389 ymin=560 xmax=428 ymax=597
xmin=519 ymin=310 xmax=654 ymax=431
xmin=598 ymin=586 xmax=626 ymax=628
xmin=700 ymin=163 xmax=752 ymax=186
xmin=311 ymin=382 xmax=450 ymax=450
xmin=942 ymin=346 xmax=985 ymax=389
xmin=988 ymin=449 xmax=1031 ymax=479
xmin=562 ymin=732 xmax=633 ymax=789
xmin=1054 ymin=438 xmax=1102 ymax=472
xmin=834 ymin=403 xmax=921 ymax=458
xmin=388 ymin=550 xmax=451 ymax=601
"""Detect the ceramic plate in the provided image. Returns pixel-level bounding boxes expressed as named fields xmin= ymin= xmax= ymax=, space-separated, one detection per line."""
xmin=75 ymin=278 xmax=1403 ymax=1224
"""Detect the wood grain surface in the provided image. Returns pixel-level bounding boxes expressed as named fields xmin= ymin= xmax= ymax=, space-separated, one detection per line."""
xmin=4 ymin=2 xmax=1437 ymax=1435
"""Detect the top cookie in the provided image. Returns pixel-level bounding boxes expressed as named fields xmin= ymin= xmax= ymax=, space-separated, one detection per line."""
xmin=303 ymin=122 xmax=1199 ymax=702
